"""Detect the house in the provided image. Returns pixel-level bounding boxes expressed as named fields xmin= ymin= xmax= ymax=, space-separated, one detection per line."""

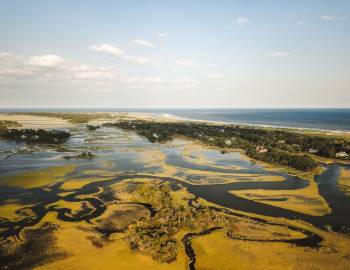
xmin=256 ymin=146 xmax=268 ymax=153
xmin=308 ymin=148 xmax=318 ymax=154
xmin=336 ymin=151 xmax=349 ymax=159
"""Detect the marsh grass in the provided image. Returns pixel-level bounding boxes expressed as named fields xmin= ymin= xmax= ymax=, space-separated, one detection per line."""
xmin=11 ymin=112 xmax=114 ymax=124
xmin=339 ymin=168 xmax=350 ymax=196
xmin=0 ymin=222 xmax=68 ymax=270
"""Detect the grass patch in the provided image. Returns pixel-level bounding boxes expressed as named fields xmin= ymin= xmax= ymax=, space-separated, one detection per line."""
xmin=11 ymin=113 xmax=114 ymax=124
xmin=192 ymin=230 xmax=350 ymax=270
xmin=0 ymin=222 xmax=68 ymax=270
xmin=339 ymin=168 xmax=350 ymax=196
xmin=0 ymin=165 xmax=76 ymax=188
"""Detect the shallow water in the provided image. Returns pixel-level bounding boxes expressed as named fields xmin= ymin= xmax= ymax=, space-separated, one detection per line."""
xmin=0 ymin=126 xmax=350 ymax=241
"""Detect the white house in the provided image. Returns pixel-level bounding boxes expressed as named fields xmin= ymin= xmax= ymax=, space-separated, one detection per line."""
xmin=336 ymin=151 xmax=349 ymax=159
xmin=308 ymin=148 xmax=318 ymax=154
xmin=256 ymin=146 xmax=268 ymax=153
xmin=225 ymin=139 xmax=232 ymax=146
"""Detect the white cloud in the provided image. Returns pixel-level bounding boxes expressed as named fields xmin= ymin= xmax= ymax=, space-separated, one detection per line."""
xmin=0 ymin=52 xmax=11 ymax=58
xmin=208 ymin=74 xmax=225 ymax=79
xmin=0 ymin=52 xmax=122 ymax=84
xmin=175 ymin=78 xmax=196 ymax=83
xmin=321 ymin=15 xmax=346 ymax=21
xmin=157 ymin=32 xmax=169 ymax=38
xmin=124 ymin=76 xmax=198 ymax=90
xmin=172 ymin=60 xmax=214 ymax=69
xmin=269 ymin=51 xmax=291 ymax=58
xmin=173 ymin=60 xmax=199 ymax=68
xmin=296 ymin=21 xmax=305 ymax=26
xmin=127 ymin=76 xmax=164 ymax=84
xmin=72 ymin=65 xmax=116 ymax=80
xmin=123 ymin=55 xmax=151 ymax=65
xmin=0 ymin=53 xmax=33 ymax=79
xmin=0 ymin=52 xmax=23 ymax=66
xmin=130 ymin=39 xmax=155 ymax=48
xmin=0 ymin=52 xmax=20 ymax=59
xmin=90 ymin=44 xmax=124 ymax=56
xmin=172 ymin=78 xmax=197 ymax=89
xmin=204 ymin=63 xmax=215 ymax=68
xmin=236 ymin=17 xmax=249 ymax=25
xmin=321 ymin=15 xmax=335 ymax=21
xmin=90 ymin=43 xmax=156 ymax=65
xmin=0 ymin=51 xmax=202 ymax=96
xmin=28 ymin=55 xmax=66 ymax=67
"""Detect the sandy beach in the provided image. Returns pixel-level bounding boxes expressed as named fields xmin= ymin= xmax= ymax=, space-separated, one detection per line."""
xmin=0 ymin=114 xmax=72 ymax=129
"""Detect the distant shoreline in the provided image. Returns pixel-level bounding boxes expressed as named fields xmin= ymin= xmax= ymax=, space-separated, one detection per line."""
xmin=1 ymin=110 xmax=350 ymax=135
xmin=138 ymin=112 xmax=350 ymax=135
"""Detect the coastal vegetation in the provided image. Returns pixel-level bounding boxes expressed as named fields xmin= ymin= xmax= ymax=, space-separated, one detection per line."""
xmin=126 ymin=182 xmax=229 ymax=263
xmin=0 ymin=120 xmax=22 ymax=130
xmin=0 ymin=128 xmax=71 ymax=144
xmin=63 ymin=151 xmax=95 ymax=160
xmin=86 ymin=124 xmax=101 ymax=131
xmin=191 ymin=229 xmax=350 ymax=270
xmin=103 ymin=120 xmax=350 ymax=171
xmin=1 ymin=115 xmax=350 ymax=269
xmin=339 ymin=168 xmax=350 ymax=196
xmin=0 ymin=222 xmax=67 ymax=270
xmin=1 ymin=160 xmax=350 ymax=269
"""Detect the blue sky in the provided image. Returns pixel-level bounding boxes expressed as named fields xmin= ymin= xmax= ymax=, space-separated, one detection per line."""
xmin=0 ymin=0 xmax=349 ymax=108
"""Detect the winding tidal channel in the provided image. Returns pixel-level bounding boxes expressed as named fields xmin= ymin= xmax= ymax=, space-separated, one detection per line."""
xmin=1 ymin=126 xmax=350 ymax=269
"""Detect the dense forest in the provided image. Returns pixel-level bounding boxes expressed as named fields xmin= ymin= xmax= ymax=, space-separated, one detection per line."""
xmin=0 ymin=128 xmax=71 ymax=144
xmin=104 ymin=120 xmax=350 ymax=171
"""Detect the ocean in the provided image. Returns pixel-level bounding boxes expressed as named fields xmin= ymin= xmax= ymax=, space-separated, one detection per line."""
xmin=1 ymin=108 xmax=350 ymax=132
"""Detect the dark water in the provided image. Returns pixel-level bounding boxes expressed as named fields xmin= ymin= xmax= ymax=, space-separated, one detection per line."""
xmin=1 ymin=108 xmax=350 ymax=131
xmin=1 ymin=126 xmax=350 ymax=240
xmin=1 ymin=125 xmax=350 ymax=270
xmin=185 ymin=164 xmax=350 ymax=233
xmin=1 ymin=119 xmax=350 ymax=270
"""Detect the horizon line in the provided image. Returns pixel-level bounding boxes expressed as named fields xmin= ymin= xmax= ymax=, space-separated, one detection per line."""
xmin=1 ymin=107 xmax=350 ymax=110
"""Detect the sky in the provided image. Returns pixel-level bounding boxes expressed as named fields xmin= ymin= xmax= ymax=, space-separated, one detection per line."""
xmin=0 ymin=0 xmax=349 ymax=108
